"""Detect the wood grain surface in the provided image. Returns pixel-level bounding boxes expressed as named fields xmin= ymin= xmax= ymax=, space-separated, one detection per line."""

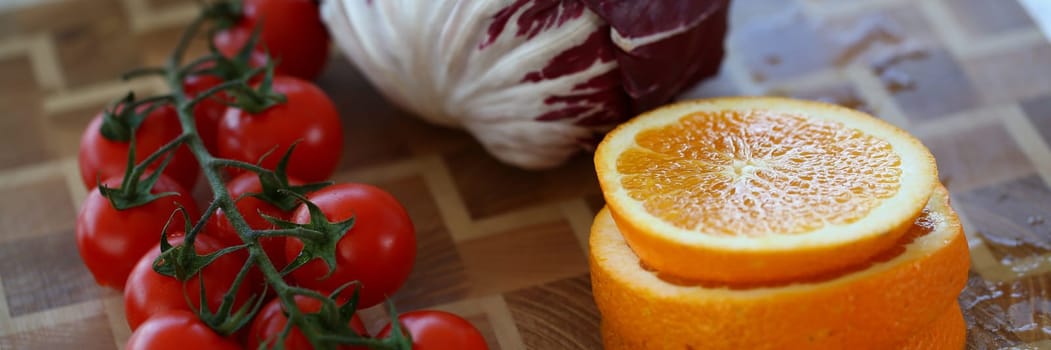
xmin=0 ymin=0 xmax=1049 ymax=349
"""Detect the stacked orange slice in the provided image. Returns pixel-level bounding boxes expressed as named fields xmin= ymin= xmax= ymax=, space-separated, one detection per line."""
xmin=590 ymin=97 xmax=970 ymax=349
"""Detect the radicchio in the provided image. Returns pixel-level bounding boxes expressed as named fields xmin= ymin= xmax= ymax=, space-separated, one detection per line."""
xmin=322 ymin=0 xmax=729 ymax=169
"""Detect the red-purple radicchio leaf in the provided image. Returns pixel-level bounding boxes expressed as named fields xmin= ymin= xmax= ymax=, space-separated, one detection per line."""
xmin=582 ymin=0 xmax=730 ymax=113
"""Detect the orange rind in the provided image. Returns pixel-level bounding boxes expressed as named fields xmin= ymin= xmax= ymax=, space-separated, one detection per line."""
xmin=594 ymin=97 xmax=938 ymax=283
xmin=601 ymin=304 xmax=965 ymax=350
xmin=900 ymin=305 xmax=966 ymax=350
xmin=589 ymin=186 xmax=969 ymax=349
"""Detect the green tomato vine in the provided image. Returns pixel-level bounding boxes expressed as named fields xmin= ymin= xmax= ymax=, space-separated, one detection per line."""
xmin=102 ymin=2 xmax=414 ymax=349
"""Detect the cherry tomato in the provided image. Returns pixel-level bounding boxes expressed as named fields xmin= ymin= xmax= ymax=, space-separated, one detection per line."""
xmin=213 ymin=0 xmax=329 ymax=80
xmin=126 ymin=310 xmax=241 ymax=350
xmin=217 ymin=76 xmax=343 ymax=182
xmin=378 ymin=311 xmax=488 ymax=350
xmin=285 ymin=183 xmax=415 ymax=308
xmin=124 ymin=234 xmax=258 ymax=331
xmin=78 ymin=105 xmax=200 ymax=190
xmin=246 ymin=295 xmax=368 ymax=350
xmin=76 ymin=174 xmax=199 ymax=290
xmin=208 ymin=172 xmax=305 ymax=271
xmin=183 ymin=73 xmax=228 ymax=153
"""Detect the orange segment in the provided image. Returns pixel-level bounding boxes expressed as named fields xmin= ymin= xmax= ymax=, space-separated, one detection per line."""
xmin=595 ymin=96 xmax=938 ymax=283
xmin=589 ymin=186 xmax=969 ymax=350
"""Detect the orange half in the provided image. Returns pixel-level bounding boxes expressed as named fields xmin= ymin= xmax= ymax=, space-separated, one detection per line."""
xmin=602 ymin=304 xmax=966 ymax=350
xmin=595 ymin=96 xmax=939 ymax=283
xmin=589 ymin=186 xmax=969 ymax=349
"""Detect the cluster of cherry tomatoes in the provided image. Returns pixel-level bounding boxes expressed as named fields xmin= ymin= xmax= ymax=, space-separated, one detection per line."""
xmin=72 ymin=0 xmax=487 ymax=349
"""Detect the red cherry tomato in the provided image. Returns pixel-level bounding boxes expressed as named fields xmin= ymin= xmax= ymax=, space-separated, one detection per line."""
xmin=208 ymin=172 xmax=305 ymax=271
xmin=217 ymin=76 xmax=343 ymax=182
xmin=125 ymin=310 xmax=241 ymax=350
xmin=378 ymin=311 xmax=488 ymax=350
xmin=246 ymin=295 xmax=368 ymax=350
xmin=78 ymin=105 xmax=200 ymax=190
xmin=124 ymin=234 xmax=258 ymax=331
xmin=183 ymin=74 xmax=229 ymax=153
xmin=285 ymin=183 xmax=416 ymax=308
xmin=75 ymin=175 xmax=199 ymax=290
xmin=213 ymin=0 xmax=330 ymax=80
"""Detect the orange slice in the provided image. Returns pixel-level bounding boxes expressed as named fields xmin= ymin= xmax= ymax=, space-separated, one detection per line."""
xmin=589 ymin=186 xmax=969 ymax=349
xmin=595 ymin=96 xmax=938 ymax=283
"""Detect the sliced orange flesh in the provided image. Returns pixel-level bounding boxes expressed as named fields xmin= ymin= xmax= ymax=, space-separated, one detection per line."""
xmin=595 ymin=97 xmax=938 ymax=283
xmin=625 ymin=110 xmax=903 ymax=235
xmin=589 ymin=186 xmax=969 ymax=350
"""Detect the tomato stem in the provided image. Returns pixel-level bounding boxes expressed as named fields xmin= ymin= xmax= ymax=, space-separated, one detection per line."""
xmin=162 ymin=12 xmax=309 ymax=342
xmin=206 ymin=248 xmax=258 ymax=335
xmin=98 ymin=132 xmax=186 ymax=210
xmin=161 ymin=22 xmax=395 ymax=350
xmin=179 ymin=55 xmax=220 ymax=77
xmin=131 ymin=95 xmax=176 ymax=110
xmin=210 ymin=158 xmax=271 ymax=174
xmin=149 ymin=6 xmax=405 ymax=349
xmin=251 ymin=227 xmax=325 ymax=241
xmin=183 ymin=79 xmax=243 ymax=109
xmin=130 ymin=133 xmax=190 ymax=178
xmin=190 ymin=198 xmax=223 ymax=236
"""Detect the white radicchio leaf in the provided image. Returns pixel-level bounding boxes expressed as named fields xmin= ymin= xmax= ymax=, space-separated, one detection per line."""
xmin=322 ymin=0 xmax=728 ymax=169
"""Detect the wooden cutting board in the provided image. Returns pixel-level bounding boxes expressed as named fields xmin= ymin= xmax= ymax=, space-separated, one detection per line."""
xmin=0 ymin=0 xmax=1049 ymax=348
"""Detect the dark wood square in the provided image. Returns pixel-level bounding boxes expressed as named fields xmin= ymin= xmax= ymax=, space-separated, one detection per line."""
xmin=957 ymin=175 xmax=1051 ymax=266
xmin=922 ymin=121 xmax=1034 ymax=192
xmin=890 ymin=49 xmax=982 ymax=122
xmin=505 ymin=275 xmax=601 ymax=350
xmin=0 ymin=231 xmax=101 ymax=317
xmin=49 ymin=0 xmax=141 ymax=89
xmin=372 ymin=176 xmax=472 ymax=311
xmin=446 ymin=147 xmax=600 ymax=220
xmin=947 ymin=0 xmax=1037 ymax=37
xmin=1022 ymin=95 xmax=1051 ymax=144
xmin=0 ymin=176 xmax=76 ymax=242
xmin=459 ymin=221 xmax=588 ymax=296
xmin=0 ymin=56 xmax=52 ymax=169
xmin=964 ymin=43 xmax=1051 ymax=104
xmin=0 ymin=313 xmax=115 ymax=350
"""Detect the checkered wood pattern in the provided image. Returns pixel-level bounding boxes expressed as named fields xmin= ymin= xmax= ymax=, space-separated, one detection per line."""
xmin=0 ymin=0 xmax=1048 ymax=348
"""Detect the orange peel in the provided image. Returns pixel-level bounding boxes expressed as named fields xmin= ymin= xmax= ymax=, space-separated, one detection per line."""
xmin=900 ymin=305 xmax=966 ymax=350
xmin=602 ymin=304 xmax=965 ymax=350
